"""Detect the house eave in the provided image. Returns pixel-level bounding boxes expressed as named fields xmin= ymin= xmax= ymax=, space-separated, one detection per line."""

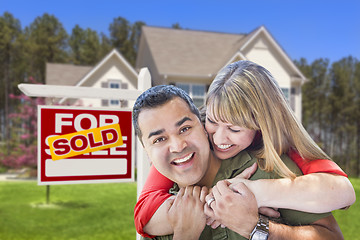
xmin=163 ymin=73 xmax=214 ymax=80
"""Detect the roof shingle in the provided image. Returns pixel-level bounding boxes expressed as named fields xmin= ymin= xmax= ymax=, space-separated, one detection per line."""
xmin=46 ymin=63 xmax=92 ymax=86
xmin=142 ymin=26 xmax=249 ymax=76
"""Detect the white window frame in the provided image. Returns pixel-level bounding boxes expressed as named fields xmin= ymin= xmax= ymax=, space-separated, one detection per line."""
xmin=108 ymin=79 xmax=122 ymax=107
xmin=175 ymin=83 xmax=206 ymax=107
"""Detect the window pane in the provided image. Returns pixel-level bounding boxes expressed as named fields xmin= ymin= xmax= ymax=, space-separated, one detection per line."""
xmin=192 ymin=85 xmax=205 ymax=96
xmin=176 ymin=83 xmax=190 ymax=94
xmin=281 ymin=88 xmax=289 ymax=102
xmin=110 ymin=100 xmax=119 ymax=105
xmin=110 ymin=83 xmax=120 ymax=89
xmin=193 ymin=98 xmax=204 ymax=108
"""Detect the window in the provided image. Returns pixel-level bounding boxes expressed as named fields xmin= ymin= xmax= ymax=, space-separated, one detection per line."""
xmin=101 ymin=80 xmax=128 ymax=107
xmin=176 ymin=83 xmax=206 ymax=107
xmin=281 ymin=87 xmax=297 ymax=111
xmin=109 ymin=81 xmax=120 ymax=106
xmin=281 ymin=88 xmax=290 ymax=102
xmin=290 ymin=87 xmax=296 ymax=111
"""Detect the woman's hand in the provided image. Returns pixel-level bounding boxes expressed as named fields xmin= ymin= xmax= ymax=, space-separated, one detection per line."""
xmin=204 ymin=180 xmax=259 ymax=238
xmin=204 ymin=163 xmax=259 ymax=229
xmin=227 ymin=162 xmax=257 ymax=186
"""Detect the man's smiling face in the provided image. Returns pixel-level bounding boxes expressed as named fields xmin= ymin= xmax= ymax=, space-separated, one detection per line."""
xmin=138 ymin=97 xmax=211 ymax=187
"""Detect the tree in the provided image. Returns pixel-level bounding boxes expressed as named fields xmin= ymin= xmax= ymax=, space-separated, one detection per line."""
xmin=24 ymin=13 xmax=68 ymax=83
xmin=127 ymin=21 xmax=145 ymax=66
xmin=69 ymin=25 xmax=101 ymax=65
xmin=109 ymin=17 xmax=130 ymax=56
xmin=0 ymin=77 xmax=45 ymax=169
xmin=68 ymin=24 xmax=84 ymax=65
xmin=109 ymin=17 xmax=145 ymax=66
xmin=99 ymin=32 xmax=112 ymax=59
xmin=296 ymin=58 xmax=330 ymax=147
xmin=328 ymin=57 xmax=357 ymax=170
xmin=354 ymin=61 xmax=360 ymax=176
xmin=0 ymin=12 xmax=25 ymax=153
xmin=298 ymin=56 xmax=359 ymax=176
xmin=171 ymin=23 xmax=182 ymax=29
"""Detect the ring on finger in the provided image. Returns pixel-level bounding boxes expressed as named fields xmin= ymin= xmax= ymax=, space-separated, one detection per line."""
xmin=206 ymin=197 xmax=215 ymax=208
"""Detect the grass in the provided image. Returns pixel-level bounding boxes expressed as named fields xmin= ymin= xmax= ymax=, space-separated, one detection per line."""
xmin=0 ymin=178 xmax=358 ymax=239
xmin=0 ymin=181 xmax=137 ymax=240
xmin=332 ymin=177 xmax=360 ymax=239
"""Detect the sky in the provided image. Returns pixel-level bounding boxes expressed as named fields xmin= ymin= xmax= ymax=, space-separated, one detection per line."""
xmin=1 ymin=0 xmax=359 ymax=64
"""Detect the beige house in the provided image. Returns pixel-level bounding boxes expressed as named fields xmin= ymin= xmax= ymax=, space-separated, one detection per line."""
xmin=46 ymin=49 xmax=138 ymax=108
xmin=46 ymin=25 xmax=306 ymax=121
xmin=136 ymin=25 xmax=306 ymax=121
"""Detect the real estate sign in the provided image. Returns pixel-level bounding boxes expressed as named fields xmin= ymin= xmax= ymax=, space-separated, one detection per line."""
xmin=38 ymin=105 xmax=134 ymax=185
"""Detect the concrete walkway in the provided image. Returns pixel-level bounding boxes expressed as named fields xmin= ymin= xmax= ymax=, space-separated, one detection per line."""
xmin=0 ymin=173 xmax=36 ymax=181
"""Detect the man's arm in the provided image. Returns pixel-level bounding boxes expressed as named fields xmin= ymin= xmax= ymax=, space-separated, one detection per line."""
xmin=269 ymin=215 xmax=343 ymax=240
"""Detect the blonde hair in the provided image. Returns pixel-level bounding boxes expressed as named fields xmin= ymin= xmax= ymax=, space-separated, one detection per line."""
xmin=206 ymin=60 xmax=330 ymax=179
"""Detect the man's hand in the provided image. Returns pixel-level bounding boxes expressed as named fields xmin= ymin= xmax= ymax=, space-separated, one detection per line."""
xmin=168 ymin=186 xmax=208 ymax=240
xmin=204 ymin=180 xmax=259 ymax=238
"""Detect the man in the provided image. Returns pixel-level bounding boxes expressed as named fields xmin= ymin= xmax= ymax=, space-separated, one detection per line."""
xmin=132 ymin=85 xmax=343 ymax=240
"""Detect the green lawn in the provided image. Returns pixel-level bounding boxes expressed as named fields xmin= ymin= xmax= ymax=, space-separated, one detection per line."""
xmin=0 ymin=178 xmax=358 ymax=239
xmin=0 ymin=181 xmax=137 ymax=240
xmin=332 ymin=177 xmax=360 ymax=239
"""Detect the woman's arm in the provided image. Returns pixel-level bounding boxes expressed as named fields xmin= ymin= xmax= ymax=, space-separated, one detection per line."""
xmin=288 ymin=149 xmax=348 ymax=177
xmin=247 ymin=172 xmax=355 ymax=212
xmin=134 ymin=165 xmax=174 ymax=238
xmin=230 ymin=151 xmax=355 ymax=213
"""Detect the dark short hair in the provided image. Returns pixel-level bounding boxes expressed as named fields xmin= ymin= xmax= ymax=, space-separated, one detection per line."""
xmin=132 ymin=85 xmax=201 ymax=144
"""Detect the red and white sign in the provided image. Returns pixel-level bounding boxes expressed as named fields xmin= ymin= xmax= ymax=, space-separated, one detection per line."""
xmin=38 ymin=105 xmax=134 ymax=185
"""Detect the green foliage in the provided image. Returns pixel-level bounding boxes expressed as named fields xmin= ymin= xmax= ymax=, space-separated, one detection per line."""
xmin=24 ymin=13 xmax=69 ymax=82
xmin=69 ymin=25 xmax=102 ymax=65
xmin=296 ymin=57 xmax=360 ymax=176
xmin=0 ymin=12 xmax=28 ymax=152
xmin=0 ymin=182 xmax=137 ymax=240
xmin=109 ymin=17 xmax=145 ymax=66
xmin=171 ymin=23 xmax=182 ymax=29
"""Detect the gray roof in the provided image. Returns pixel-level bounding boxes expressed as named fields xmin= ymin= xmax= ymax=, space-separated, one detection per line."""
xmin=140 ymin=26 xmax=258 ymax=76
xmin=46 ymin=63 xmax=92 ymax=86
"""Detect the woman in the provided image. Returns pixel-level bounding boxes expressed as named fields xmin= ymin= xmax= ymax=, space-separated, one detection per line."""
xmin=134 ymin=61 xmax=355 ymax=238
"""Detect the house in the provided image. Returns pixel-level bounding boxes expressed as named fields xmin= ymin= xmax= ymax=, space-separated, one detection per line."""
xmin=46 ymin=49 xmax=138 ymax=108
xmin=136 ymin=25 xmax=306 ymax=121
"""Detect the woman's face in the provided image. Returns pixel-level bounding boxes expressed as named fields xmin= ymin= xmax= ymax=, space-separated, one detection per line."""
xmin=205 ymin=106 xmax=256 ymax=160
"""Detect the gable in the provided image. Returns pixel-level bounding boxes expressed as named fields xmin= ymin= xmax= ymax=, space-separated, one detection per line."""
xmin=76 ymin=49 xmax=138 ymax=89
xmin=240 ymin=27 xmax=306 ymax=85
xmin=46 ymin=49 xmax=139 ymax=107
xmin=78 ymin=54 xmax=137 ymax=90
